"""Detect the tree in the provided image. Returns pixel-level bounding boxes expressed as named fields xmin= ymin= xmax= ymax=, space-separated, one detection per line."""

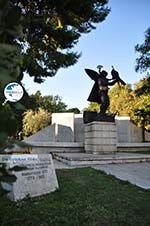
xmin=109 ymin=77 xmax=150 ymax=141
xmin=131 ymin=95 xmax=150 ymax=141
xmin=29 ymin=91 xmax=67 ymax=112
xmin=0 ymin=0 xmax=22 ymax=102
xmin=131 ymin=76 xmax=150 ymax=141
xmin=10 ymin=0 xmax=110 ymax=83
xmin=21 ymin=91 xmax=69 ymax=137
xmin=134 ymin=75 xmax=150 ymax=96
xmin=0 ymin=0 xmax=110 ymax=148
xmin=109 ymin=84 xmax=135 ymax=116
xmin=135 ymin=28 xmax=150 ymax=73
xmin=67 ymin=108 xmax=80 ymax=114
xmin=0 ymin=0 xmax=23 ymax=150
xmin=22 ymin=108 xmax=51 ymax=137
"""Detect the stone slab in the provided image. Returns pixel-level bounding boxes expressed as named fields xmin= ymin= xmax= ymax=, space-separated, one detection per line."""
xmin=52 ymin=113 xmax=74 ymax=142
xmin=0 ymin=154 xmax=59 ymax=201
xmin=54 ymin=152 xmax=150 ymax=166
xmin=24 ymin=124 xmax=56 ymax=142
xmin=74 ymin=114 xmax=84 ymax=142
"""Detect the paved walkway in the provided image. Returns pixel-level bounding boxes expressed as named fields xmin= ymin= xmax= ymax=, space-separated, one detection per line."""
xmin=54 ymin=160 xmax=150 ymax=189
xmin=93 ymin=163 xmax=150 ymax=189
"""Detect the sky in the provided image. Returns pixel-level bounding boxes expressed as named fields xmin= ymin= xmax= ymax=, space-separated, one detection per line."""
xmin=22 ymin=0 xmax=150 ymax=111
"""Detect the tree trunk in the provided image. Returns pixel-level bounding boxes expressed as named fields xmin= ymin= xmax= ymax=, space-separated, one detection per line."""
xmin=142 ymin=123 xmax=145 ymax=142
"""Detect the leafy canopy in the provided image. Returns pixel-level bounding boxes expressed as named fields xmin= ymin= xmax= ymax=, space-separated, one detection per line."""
xmin=22 ymin=108 xmax=51 ymax=137
xmin=0 ymin=0 xmax=23 ymax=150
xmin=28 ymin=91 xmax=67 ymax=113
xmin=10 ymin=0 xmax=110 ymax=82
xmin=135 ymin=28 xmax=150 ymax=73
xmin=109 ymin=84 xmax=135 ymax=116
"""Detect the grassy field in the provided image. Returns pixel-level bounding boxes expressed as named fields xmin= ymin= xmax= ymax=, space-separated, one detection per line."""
xmin=0 ymin=167 xmax=150 ymax=226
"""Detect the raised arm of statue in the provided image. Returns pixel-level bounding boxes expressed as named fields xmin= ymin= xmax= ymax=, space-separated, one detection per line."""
xmin=111 ymin=66 xmax=126 ymax=86
xmin=108 ymin=79 xmax=118 ymax=86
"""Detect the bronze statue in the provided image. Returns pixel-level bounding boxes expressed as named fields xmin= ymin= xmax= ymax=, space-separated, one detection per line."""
xmin=85 ymin=66 xmax=126 ymax=114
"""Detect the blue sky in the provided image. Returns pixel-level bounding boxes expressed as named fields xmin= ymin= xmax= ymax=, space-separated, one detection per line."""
xmin=22 ymin=0 xmax=150 ymax=111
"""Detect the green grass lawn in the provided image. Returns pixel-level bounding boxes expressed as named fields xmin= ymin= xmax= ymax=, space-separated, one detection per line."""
xmin=0 ymin=168 xmax=150 ymax=226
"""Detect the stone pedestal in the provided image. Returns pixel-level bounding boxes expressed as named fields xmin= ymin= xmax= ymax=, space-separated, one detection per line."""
xmin=85 ymin=121 xmax=117 ymax=154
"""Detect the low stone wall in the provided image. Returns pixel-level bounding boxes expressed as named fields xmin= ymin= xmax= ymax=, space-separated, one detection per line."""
xmin=24 ymin=142 xmax=84 ymax=154
xmin=115 ymin=116 xmax=150 ymax=143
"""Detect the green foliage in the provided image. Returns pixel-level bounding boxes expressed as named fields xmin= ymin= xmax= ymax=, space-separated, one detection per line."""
xmin=0 ymin=0 xmax=22 ymax=42
xmin=0 ymin=102 xmax=26 ymax=151
xmin=0 ymin=0 xmax=109 ymax=149
xmin=29 ymin=91 xmax=67 ymax=113
xmin=67 ymin=108 xmax=80 ymax=113
xmin=109 ymin=84 xmax=135 ymax=116
xmin=131 ymin=76 xmax=150 ymax=131
xmin=21 ymin=92 xmax=82 ymax=137
xmin=0 ymin=44 xmax=21 ymax=88
xmin=0 ymin=163 xmax=28 ymax=194
xmin=0 ymin=0 xmax=24 ymax=151
xmin=134 ymin=75 xmax=150 ymax=96
xmin=22 ymin=108 xmax=51 ymax=137
xmin=0 ymin=163 xmax=16 ymax=195
xmin=108 ymin=78 xmax=150 ymax=131
xmin=135 ymin=28 xmax=150 ymax=73
xmin=9 ymin=0 xmax=110 ymax=83
xmin=84 ymin=102 xmax=99 ymax=112
xmin=0 ymin=0 xmax=22 ymax=89
xmin=0 ymin=103 xmax=19 ymax=151
xmin=0 ymin=168 xmax=150 ymax=226
xmin=0 ymin=104 xmax=17 ymax=136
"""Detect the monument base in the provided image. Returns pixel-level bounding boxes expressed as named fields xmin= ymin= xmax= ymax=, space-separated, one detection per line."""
xmin=83 ymin=111 xmax=115 ymax=124
xmin=85 ymin=121 xmax=117 ymax=154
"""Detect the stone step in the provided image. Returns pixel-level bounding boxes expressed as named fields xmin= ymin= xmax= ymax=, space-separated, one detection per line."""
xmin=117 ymin=142 xmax=150 ymax=152
xmin=54 ymin=152 xmax=150 ymax=166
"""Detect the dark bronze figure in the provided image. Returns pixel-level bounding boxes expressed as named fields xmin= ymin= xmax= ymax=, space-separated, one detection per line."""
xmin=85 ymin=66 xmax=126 ymax=115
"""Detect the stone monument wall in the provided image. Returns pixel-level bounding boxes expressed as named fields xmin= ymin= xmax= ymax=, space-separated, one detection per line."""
xmin=52 ymin=113 xmax=74 ymax=142
xmin=74 ymin=114 xmax=84 ymax=142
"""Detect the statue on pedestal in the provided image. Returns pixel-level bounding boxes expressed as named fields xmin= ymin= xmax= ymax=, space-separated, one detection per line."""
xmin=84 ymin=65 xmax=126 ymax=123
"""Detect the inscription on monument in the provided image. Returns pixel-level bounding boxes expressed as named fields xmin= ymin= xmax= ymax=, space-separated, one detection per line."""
xmin=0 ymin=154 xmax=59 ymax=201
